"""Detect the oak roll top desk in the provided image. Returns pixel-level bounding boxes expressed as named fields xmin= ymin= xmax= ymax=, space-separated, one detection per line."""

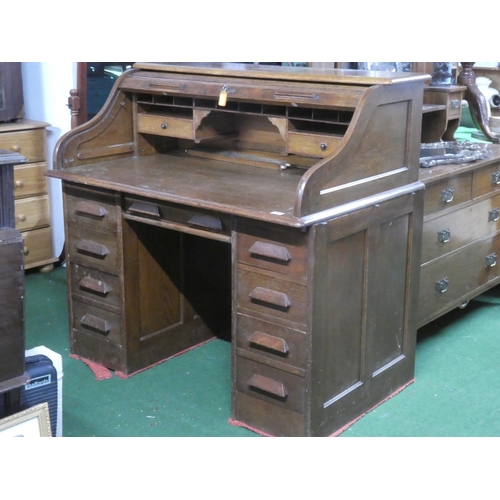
xmin=48 ymin=63 xmax=428 ymax=437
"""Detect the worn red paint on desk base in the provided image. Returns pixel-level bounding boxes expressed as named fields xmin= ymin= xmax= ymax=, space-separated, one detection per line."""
xmin=228 ymin=378 xmax=415 ymax=437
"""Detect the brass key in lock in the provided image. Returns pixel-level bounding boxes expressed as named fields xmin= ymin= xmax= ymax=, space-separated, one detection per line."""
xmin=218 ymin=85 xmax=228 ymax=107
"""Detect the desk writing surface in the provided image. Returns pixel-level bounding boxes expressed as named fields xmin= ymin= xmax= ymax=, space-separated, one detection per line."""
xmin=49 ymin=153 xmax=306 ymax=226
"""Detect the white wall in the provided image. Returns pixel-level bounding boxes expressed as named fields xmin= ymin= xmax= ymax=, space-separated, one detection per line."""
xmin=21 ymin=62 xmax=77 ymax=259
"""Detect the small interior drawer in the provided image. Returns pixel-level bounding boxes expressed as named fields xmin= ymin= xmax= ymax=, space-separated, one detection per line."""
xmin=13 ymin=162 xmax=47 ymax=198
xmin=137 ymin=113 xmax=194 ymax=139
xmin=287 ymin=131 xmax=341 ymax=158
xmin=14 ymin=195 xmax=50 ymax=231
xmin=423 ymin=172 xmax=472 ymax=217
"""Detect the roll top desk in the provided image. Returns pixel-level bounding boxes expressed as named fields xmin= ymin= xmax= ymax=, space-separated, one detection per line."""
xmin=49 ymin=63 xmax=427 ymax=437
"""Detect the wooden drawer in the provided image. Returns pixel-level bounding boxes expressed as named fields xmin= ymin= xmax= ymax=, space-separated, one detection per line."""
xmin=65 ymin=184 xmax=119 ymax=233
xmin=137 ymin=113 xmax=194 ymax=139
xmin=287 ymin=131 xmax=341 ymax=158
xmin=423 ymin=172 xmax=472 ymax=217
xmin=22 ymin=227 xmax=54 ymax=266
xmin=236 ymin=267 xmax=308 ymax=326
xmin=14 ymin=195 xmax=50 ymax=231
xmin=0 ymin=128 xmax=46 ymax=163
xmin=421 ymin=193 xmax=500 ymax=264
xmin=446 ymin=91 xmax=463 ymax=119
xmin=235 ymin=355 xmax=305 ymax=414
xmin=124 ymin=196 xmax=232 ymax=238
xmin=67 ymin=224 xmax=121 ymax=275
xmin=72 ymin=299 xmax=122 ymax=345
xmin=418 ymin=232 xmax=500 ymax=325
xmin=235 ymin=313 xmax=308 ymax=372
xmin=13 ymin=162 xmax=47 ymax=198
xmin=236 ymin=223 xmax=308 ymax=279
xmin=472 ymin=161 xmax=500 ymax=198
xmin=70 ymin=263 xmax=122 ymax=312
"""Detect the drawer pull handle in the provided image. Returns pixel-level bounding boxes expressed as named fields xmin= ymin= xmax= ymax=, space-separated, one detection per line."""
xmin=450 ymin=99 xmax=460 ymax=109
xmin=78 ymin=276 xmax=111 ymax=296
xmin=75 ymin=201 xmax=107 ymax=219
xmin=81 ymin=313 xmax=110 ymax=334
xmin=485 ymin=253 xmax=497 ymax=268
xmin=488 ymin=208 xmax=499 ymax=222
xmin=249 ymin=331 xmax=289 ymax=354
xmin=274 ymin=92 xmax=319 ymax=101
xmin=188 ymin=214 xmax=223 ymax=231
xmin=249 ymin=287 xmax=291 ymax=309
xmin=148 ymin=83 xmax=185 ymax=91
xmin=492 ymin=172 xmax=500 ymax=185
xmin=440 ymin=187 xmax=454 ymax=203
xmin=128 ymin=201 xmax=161 ymax=218
xmin=76 ymin=240 xmax=110 ymax=258
xmin=435 ymin=277 xmax=449 ymax=294
xmin=17 ymin=213 xmax=27 ymax=222
xmin=437 ymin=228 xmax=451 ymax=243
xmin=248 ymin=241 xmax=291 ymax=263
xmin=11 ymin=144 xmax=21 ymax=153
xmin=248 ymin=374 xmax=287 ymax=399
xmin=15 ymin=180 xmax=24 ymax=188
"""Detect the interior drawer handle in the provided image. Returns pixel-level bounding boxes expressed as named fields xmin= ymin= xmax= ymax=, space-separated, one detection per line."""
xmin=450 ymin=99 xmax=460 ymax=109
xmin=80 ymin=313 xmax=110 ymax=334
xmin=248 ymin=241 xmax=291 ymax=263
xmin=249 ymin=331 xmax=289 ymax=354
xmin=249 ymin=287 xmax=291 ymax=309
xmin=437 ymin=229 xmax=451 ymax=243
xmin=491 ymin=172 xmax=500 ymax=185
xmin=440 ymin=187 xmax=454 ymax=203
xmin=78 ymin=276 xmax=111 ymax=296
xmin=75 ymin=201 xmax=107 ymax=219
xmin=435 ymin=277 xmax=449 ymax=294
xmin=488 ymin=208 xmax=499 ymax=222
xmin=248 ymin=374 xmax=287 ymax=399
xmin=128 ymin=201 xmax=161 ymax=218
xmin=76 ymin=240 xmax=110 ymax=258
xmin=485 ymin=253 xmax=497 ymax=268
xmin=187 ymin=214 xmax=223 ymax=231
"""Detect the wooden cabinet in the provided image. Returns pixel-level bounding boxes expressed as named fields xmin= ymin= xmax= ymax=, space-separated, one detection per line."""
xmin=0 ymin=119 xmax=58 ymax=271
xmin=418 ymin=148 xmax=500 ymax=326
xmin=48 ymin=63 xmax=427 ymax=436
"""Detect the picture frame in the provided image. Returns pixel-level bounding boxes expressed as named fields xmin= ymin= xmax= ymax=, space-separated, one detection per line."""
xmin=0 ymin=402 xmax=52 ymax=437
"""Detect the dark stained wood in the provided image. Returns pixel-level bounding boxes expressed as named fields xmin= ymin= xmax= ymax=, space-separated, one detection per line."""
xmin=48 ymin=63 xmax=426 ymax=435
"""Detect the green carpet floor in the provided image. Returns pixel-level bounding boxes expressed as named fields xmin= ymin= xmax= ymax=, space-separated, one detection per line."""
xmin=23 ymin=265 xmax=500 ymax=437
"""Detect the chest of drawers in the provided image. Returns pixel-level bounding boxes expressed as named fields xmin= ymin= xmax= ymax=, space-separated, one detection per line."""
xmin=0 ymin=119 xmax=57 ymax=271
xmin=418 ymin=145 xmax=500 ymax=326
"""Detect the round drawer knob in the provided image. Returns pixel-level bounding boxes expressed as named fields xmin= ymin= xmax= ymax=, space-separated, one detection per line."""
xmin=15 ymin=180 xmax=24 ymax=188
xmin=320 ymin=143 xmax=327 ymax=151
xmin=18 ymin=214 xmax=27 ymax=222
xmin=11 ymin=145 xmax=21 ymax=152
xmin=161 ymin=123 xmax=168 ymax=130
xmin=24 ymin=246 xmax=29 ymax=255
